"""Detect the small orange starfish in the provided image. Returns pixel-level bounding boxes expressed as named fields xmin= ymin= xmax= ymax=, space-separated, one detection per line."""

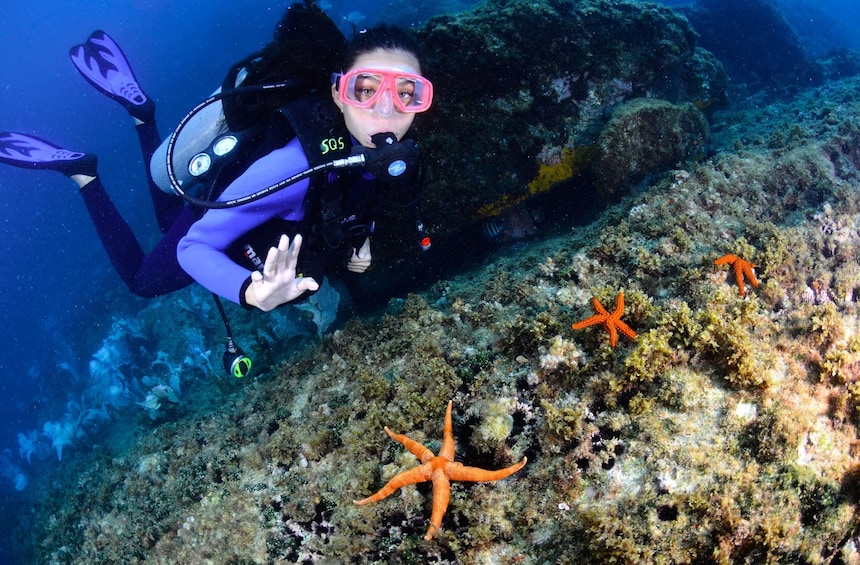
xmin=714 ymin=253 xmax=759 ymax=296
xmin=571 ymin=290 xmax=637 ymax=347
xmin=354 ymin=401 xmax=527 ymax=540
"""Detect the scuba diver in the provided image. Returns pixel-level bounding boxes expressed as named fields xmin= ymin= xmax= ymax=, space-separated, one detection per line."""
xmin=0 ymin=1 xmax=432 ymax=314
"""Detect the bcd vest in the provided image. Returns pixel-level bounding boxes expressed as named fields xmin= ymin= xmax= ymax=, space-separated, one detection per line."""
xmin=225 ymin=91 xmax=379 ymax=281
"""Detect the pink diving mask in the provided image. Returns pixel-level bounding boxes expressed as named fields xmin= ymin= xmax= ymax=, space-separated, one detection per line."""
xmin=334 ymin=68 xmax=433 ymax=113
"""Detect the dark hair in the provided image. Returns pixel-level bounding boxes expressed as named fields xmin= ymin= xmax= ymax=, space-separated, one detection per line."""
xmin=221 ymin=1 xmax=345 ymax=130
xmin=266 ymin=1 xmax=346 ymax=89
xmin=339 ymin=25 xmax=423 ymax=71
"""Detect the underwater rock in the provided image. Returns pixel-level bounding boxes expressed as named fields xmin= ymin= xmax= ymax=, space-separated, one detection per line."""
xmin=676 ymin=47 xmax=729 ymax=112
xmin=591 ymin=98 xmax=709 ymax=202
xmin=404 ymin=0 xmax=725 ymax=255
xmin=680 ymin=0 xmax=823 ymax=92
xmin=480 ymin=202 xmax=538 ymax=243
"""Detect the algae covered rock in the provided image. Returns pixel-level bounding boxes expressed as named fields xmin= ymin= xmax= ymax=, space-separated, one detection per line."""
xmin=591 ymin=98 xmax=709 ymax=202
xmin=409 ymin=0 xmax=726 ymax=247
xmin=13 ymin=74 xmax=860 ymax=565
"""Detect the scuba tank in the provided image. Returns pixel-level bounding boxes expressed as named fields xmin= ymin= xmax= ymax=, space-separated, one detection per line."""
xmin=149 ymin=89 xmax=232 ymax=196
xmin=150 ymin=0 xmax=346 ymax=199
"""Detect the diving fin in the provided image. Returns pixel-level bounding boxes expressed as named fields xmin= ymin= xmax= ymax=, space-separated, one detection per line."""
xmin=69 ymin=30 xmax=155 ymax=122
xmin=0 ymin=132 xmax=97 ymax=177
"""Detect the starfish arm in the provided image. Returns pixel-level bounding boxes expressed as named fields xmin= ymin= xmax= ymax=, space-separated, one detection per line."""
xmin=425 ymin=470 xmax=452 ymax=540
xmin=439 ymin=401 xmax=456 ymax=461
xmin=385 ymin=426 xmax=435 ymax=463
xmin=572 ymin=313 xmax=608 ymax=330
xmin=445 ymin=457 xmax=527 ymax=482
xmin=603 ymin=320 xmax=618 ymax=347
xmin=733 ymin=264 xmax=747 ymax=295
xmin=614 ymin=319 xmax=638 ymax=340
xmin=591 ymin=296 xmax=610 ymax=316
xmin=714 ymin=253 xmax=738 ymax=266
xmin=614 ymin=290 xmax=625 ymax=313
xmin=606 ymin=321 xmax=619 ymax=347
xmin=742 ymin=263 xmax=760 ymax=288
xmin=354 ymin=463 xmax=432 ymax=505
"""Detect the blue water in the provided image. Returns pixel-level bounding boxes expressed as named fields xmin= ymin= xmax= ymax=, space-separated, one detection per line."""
xmin=0 ymin=0 xmax=290 ymax=494
xmin=0 ymin=0 xmax=858 ymax=562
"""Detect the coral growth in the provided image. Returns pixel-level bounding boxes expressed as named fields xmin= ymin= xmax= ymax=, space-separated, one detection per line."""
xmin=42 ymin=400 xmax=110 ymax=461
xmin=476 ymin=146 xmax=597 ymax=220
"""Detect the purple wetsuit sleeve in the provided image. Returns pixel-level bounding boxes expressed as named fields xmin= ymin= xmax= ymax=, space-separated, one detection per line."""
xmin=177 ymin=137 xmax=310 ymax=303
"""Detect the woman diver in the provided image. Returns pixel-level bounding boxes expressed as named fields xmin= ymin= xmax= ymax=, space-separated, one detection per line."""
xmin=0 ymin=1 xmax=433 ymax=312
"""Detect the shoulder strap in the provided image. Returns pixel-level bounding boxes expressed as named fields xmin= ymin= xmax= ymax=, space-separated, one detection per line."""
xmin=263 ymin=92 xmax=359 ymax=261
xmin=266 ymin=91 xmax=353 ymax=166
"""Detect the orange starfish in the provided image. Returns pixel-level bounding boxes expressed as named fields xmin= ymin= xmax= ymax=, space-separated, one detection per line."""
xmin=354 ymin=401 xmax=527 ymax=540
xmin=714 ymin=253 xmax=759 ymax=296
xmin=571 ymin=291 xmax=637 ymax=347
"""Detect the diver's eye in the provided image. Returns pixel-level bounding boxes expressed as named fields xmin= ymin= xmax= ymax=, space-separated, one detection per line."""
xmin=396 ymin=81 xmax=416 ymax=105
xmin=354 ymin=87 xmax=377 ymax=101
xmin=352 ymin=75 xmax=383 ymax=102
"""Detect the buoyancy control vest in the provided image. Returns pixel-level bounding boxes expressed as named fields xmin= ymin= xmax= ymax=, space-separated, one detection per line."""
xmin=224 ymin=91 xmax=383 ymax=281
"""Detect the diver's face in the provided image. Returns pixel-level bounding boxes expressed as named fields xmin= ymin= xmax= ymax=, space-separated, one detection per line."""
xmin=332 ymin=48 xmax=420 ymax=148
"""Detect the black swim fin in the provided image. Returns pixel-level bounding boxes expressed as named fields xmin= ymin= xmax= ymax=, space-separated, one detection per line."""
xmin=0 ymin=132 xmax=97 ymax=177
xmin=69 ymin=30 xmax=155 ymax=122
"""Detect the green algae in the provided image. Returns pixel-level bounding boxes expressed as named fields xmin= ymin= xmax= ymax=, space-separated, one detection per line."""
xmin=15 ymin=87 xmax=860 ymax=563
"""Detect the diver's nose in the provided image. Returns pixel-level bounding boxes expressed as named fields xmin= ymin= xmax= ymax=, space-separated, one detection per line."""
xmin=375 ymin=90 xmax=394 ymax=117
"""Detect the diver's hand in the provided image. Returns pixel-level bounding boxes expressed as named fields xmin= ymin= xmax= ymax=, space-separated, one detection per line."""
xmin=245 ymin=234 xmax=319 ymax=312
xmin=347 ymin=237 xmax=372 ymax=273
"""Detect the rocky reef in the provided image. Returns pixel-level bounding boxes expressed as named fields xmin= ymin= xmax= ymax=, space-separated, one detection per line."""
xmin=6 ymin=1 xmax=860 ymax=563
xmin=591 ymin=98 xmax=709 ymax=201
xmin=680 ymin=0 xmax=822 ymax=92
xmin=6 ymin=68 xmax=859 ymax=563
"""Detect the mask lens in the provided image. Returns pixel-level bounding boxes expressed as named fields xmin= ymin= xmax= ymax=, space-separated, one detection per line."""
xmin=346 ymin=72 xmax=385 ymax=106
xmin=394 ymin=77 xmax=428 ymax=111
xmin=339 ymin=70 xmax=433 ymax=113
